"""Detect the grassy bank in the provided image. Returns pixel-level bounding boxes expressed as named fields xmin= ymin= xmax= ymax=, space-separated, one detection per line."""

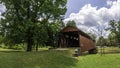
xmin=74 ymin=54 xmax=120 ymax=68
xmin=0 ymin=47 xmax=120 ymax=68
xmin=0 ymin=49 xmax=77 ymax=68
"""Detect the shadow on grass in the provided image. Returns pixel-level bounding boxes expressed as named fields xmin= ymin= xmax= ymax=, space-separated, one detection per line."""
xmin=0 ymin=49 xmax=78 ymax=68
xmin=40 ymin=55 xmax=78 ymax=68
xmin=0 ymin=50 xmax=25 ymax=53
xmin=33 ymin=54 xmax=78 ymax=68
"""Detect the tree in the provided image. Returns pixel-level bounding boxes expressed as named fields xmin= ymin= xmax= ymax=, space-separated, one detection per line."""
xmin=96 ymin=36 xmax=107 ymax=55
xmin=91 ymin=24 xmax=106 ymax=56
xmin=66 ymin=20 xmax=76 ymax=27
xmin=107 ymin=20 xmax=120 ymax=47
xmin=0 ymin=0 xmax=67 ymax=51
xmin=87 ymin=32 xmax=96 ymax=41
xmin=106 ymin=33 xmax=117 ymax=47
xmin=44 ymin=21 xmax=65 ymax=48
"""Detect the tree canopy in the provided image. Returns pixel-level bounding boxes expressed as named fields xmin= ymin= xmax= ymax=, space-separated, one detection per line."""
xmin=107 ymin=20 xmax=120 ymax=47
xmin=0 ymin=0 xmax=67 ymax=51
xmin=66 ymin=20 xmax=77 ymax=27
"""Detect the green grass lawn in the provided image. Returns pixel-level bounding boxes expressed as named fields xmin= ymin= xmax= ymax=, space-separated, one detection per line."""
xmin=0 ymin=47 xmax=120 ymax=68
xmin=0 ymin=49 xmax=77 ymax=68
xmin=74 ymin=54 xmax=120 ymax=68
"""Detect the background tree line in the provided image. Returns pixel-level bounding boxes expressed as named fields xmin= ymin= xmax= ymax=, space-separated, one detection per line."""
xmin=96 ymin=20 xmax=120 ymax=47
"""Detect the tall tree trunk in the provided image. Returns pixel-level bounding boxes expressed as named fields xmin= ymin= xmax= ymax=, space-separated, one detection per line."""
xmin=36 ymin=40 xmax=39 ymax=51
xmin=26 ymin=2 xmax=32 ymax=52
xmin=36 ymin=44 xmax=38 ymax=51
xmin=26 ymin=37 xmax=33 ymax=52
xmin=26 ymin=27 xmax=33 ymax=52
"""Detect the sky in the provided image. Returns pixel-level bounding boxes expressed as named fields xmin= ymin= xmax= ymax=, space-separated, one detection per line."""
xmin=64 ymin=0 xmax=120 ymax=38
xmin=65 ymin=0 xmax=109 ymax=18
xmin=0 ymin=0 xmax=120 ymax=38
xmin=0 ymin=4 xmax=6 ymax=19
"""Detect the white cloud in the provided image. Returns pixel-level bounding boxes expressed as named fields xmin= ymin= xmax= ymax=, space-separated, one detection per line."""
xmin=0 ymin=4 xmax=6 ymax=19
xmin=0 ymin=4 xmax=6 ymax=14
xmin=64 ymin=0 xmax=120 ymax=38
xmin=107 ymin=0 xmax=115 ymax=6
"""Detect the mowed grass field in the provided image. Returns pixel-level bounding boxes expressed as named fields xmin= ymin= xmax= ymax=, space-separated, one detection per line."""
xmin=0 ymin=47 xmax=120 ymax=68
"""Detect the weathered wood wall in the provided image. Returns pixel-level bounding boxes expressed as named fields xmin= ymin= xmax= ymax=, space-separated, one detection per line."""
xmin=80 ymin=35 xmax=95 ymax=52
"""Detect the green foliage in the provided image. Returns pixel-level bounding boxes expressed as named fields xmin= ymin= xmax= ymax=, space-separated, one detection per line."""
xmin=44 ymin=21 xmax=65 ymax=47
xmin=87 ymin=32 xmax=96 ymax=41
xmin=0 ymin=44 xmax=25 ymax=50
xmin=106 ymin=33 xmax=117 ymax=46
xmin=0 ymin=0 xmax=67 ymax=51
xmin=108 ymin=20 xmax=117 ymax=33
xmin=107 ymin=20 xmax=120 ymax=47
xmin=96 ymin=36 xmax=106 ymax=46
xmin=66 ymin=20 xmax=76 ymax=27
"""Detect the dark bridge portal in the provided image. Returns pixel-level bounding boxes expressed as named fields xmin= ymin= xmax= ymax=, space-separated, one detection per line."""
xmin=63 ymin=31 xmax=79 ymax=47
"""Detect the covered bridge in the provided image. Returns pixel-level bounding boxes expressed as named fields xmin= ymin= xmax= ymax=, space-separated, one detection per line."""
xmin=59 ymin=26 xmax=97 ymax=53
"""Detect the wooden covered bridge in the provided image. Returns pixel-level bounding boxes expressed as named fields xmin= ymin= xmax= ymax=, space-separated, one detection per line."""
xmin=59 ymin=26 xmax=97 ymax=53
